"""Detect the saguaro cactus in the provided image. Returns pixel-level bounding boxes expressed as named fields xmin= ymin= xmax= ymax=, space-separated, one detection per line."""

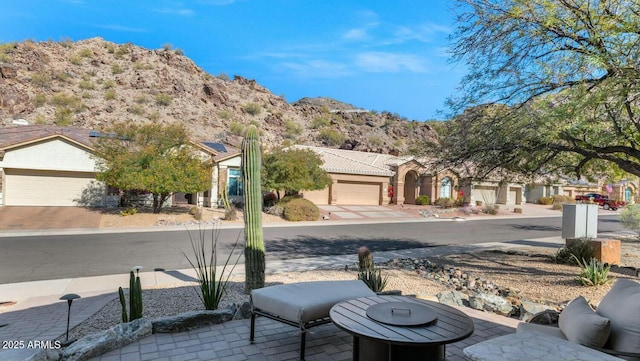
xmin=242 ymin=125 xmax=265 ymax=293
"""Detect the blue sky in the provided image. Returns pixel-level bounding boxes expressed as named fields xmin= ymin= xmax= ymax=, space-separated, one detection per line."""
xmin=1 ymin=0 xmax=464 ymax=121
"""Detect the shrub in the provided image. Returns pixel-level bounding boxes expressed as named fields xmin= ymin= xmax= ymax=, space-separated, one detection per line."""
xmin=111 ymin=63 xmax=123 ymax=74
xmin=77 ymin=48 xmax=93 ymax=58
xmin=554 ymin=238 xmax=595 ymax=265
xmin=263 ymin=192 xmax=278 ymax=208
xmin=317 ymin=128 xmax=345 ymax=146
xmin=155 ymin=93 xmax=172 ymax=106
xmin=30 ymin=72 xmax=52 ymax=88
xmin=573 ymin=256 xmax=611 ymax=286
xmin=434 ymin=197 xmax=455 ymax=209
xmin=552 ymin=194 xmax=575 ymax=204
xmin=416 ymin=195 xmax=431 ymax=205
xmin=189 ymin=206 xmax=203 ymax=221
xmin=539 ymin=197 xmax=554 ymax=205
xmin=284 ymin=119 xmax=303 ymax=138
xmin=229 ymin=121 xmax=245 ymax=136
xmin=103 ymin=80 xmax=115 ymax=89
xmin=620 ymin=205 xmax=640 ymax=237
xmin=104 ymin=89 xmax=116 ymax=100
xmin=33 ymin=94 xmax=46 ymax=107
xmin=54 ymin=107 xmax=73 ymax=125
xmin=282 ymin=198 xmax=319 ymax=221
xmin=311 ymin=116 xmax=330 ymax=129
xmin=242 ymin=102 xmax=262 ymax=116
xmin=484 ymin=205 xmax=499 ymax=215
xmin=120 ymin=207 xmax=138 ymax=216
xmin=79 ymin=79 xmax=95 ymax=90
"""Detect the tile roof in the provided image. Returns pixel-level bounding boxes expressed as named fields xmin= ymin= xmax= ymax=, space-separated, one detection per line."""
xmin=292 ymin=145 xmax=397 ymax=176
xmin=0 ymin=125 xmax=95 ymax=150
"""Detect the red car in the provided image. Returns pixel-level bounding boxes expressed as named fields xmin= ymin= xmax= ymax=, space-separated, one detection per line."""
xmin=574 ymin=193 xmax=626 ymax=210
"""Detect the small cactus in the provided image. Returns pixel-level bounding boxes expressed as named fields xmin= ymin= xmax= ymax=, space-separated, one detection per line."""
xmin=358 ymin=246 xmax=374 ymax=272
xmin=357 ymin=246 xmax=388 ymax=292
xmin=118 ymin=271 xmax=143 ymax=323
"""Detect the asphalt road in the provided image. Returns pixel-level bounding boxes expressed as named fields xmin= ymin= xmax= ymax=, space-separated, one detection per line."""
xmin=0 ymin=215 xmax=624 ymax=284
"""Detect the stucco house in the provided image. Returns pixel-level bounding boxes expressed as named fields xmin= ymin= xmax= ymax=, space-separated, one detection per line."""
xmin=295 ymin=146 xmax=526 ymax=206
xmin=0 ymin=125 xmax=242 ymax=208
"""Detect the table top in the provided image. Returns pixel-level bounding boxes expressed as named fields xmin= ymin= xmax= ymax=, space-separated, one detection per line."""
xmin=329 ymin=295 xmax=474 ymax=346
xmin=463 ymin=332 xmax=624 ymax=361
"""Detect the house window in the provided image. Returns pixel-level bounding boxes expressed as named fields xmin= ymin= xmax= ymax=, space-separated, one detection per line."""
xmin=228 ymin=168 xmax=243 ymax=197
xmin=440 ymin=177 xmax=452 ymax=198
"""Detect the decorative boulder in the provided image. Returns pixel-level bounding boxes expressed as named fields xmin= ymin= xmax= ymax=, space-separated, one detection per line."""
xmin=469 ymin=293 xmax=513 ymax=316
xmin=152 ymin=309 xmax=234 ymax=333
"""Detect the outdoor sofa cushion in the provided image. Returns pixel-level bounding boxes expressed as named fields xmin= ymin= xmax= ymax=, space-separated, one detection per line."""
xmin=250 ymin=280 xmax=375 ymax=324
xmin=597 ymin=278 xmax=640 ymax=355
xmin=559 ymin=295 xmax=611 ymax=348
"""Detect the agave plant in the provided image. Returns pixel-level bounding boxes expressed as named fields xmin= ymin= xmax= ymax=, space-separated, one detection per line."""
xmin=572 ymin=255 xmax=611 ymax=287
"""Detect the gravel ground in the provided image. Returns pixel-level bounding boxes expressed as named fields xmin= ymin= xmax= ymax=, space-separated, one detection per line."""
xmin=65 ymin=239 xmax=640 ymax=341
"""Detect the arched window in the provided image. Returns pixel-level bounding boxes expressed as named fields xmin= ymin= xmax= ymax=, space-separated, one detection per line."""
xmin=440 ymin=177 xmax=452 ymax=198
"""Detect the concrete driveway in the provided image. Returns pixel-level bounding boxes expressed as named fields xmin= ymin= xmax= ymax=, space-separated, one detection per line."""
xmin=0 ymin=206 xmax=102 ymax=230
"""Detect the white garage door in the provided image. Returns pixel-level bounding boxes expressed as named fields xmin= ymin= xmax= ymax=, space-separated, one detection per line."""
xmin=472 ymin=186 xmax=497 ymax=205
xmin=303 ymin=187 xmax=330 ymax=205
xmin=336 ymin=182 xmax=380 ymax=205
xmin=4 ymin=169 xmax=99 ymax=206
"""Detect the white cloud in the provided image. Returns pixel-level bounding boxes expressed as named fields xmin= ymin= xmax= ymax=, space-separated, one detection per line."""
xmin=343 ymin=28 xmax=368 ymax=41
xmin=96 ymin=24 xmax=147 ymax=33
xmin=153 ymin=7 xmax=195 ymax=16
xmin=280 ymin=60 xmax=352 ymax=79
xmin=355 ymin=52 xmax=428 ymax=73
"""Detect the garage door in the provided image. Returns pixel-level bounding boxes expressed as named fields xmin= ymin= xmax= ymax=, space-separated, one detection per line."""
xmin=4 ymin=169 xmax=100 ymax=206
xmin=303 ymin=187 xmax=330 ymax=205
xmin=336 ymin=182 xmax=380 ymax=205
xmin=472 ymin=186 xmax=497 ymax=205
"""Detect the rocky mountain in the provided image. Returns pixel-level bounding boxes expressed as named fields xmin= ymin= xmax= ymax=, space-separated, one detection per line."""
xmin=0 ymin=37 xmax=434 ymax=154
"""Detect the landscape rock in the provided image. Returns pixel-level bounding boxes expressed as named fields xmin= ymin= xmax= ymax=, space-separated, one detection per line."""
xmin=232 ymin=302 xmax=252 ymax=320
xmin=519 ymin=301 xmax=557 ymax=322
xmin=62 ymin=318 xmax=152 ymax=361
xmin=436 ymin=290 xmax=468 ymax=307
xmin=468 ymin=293 xmax=514 ymax=316
xmin=151 ymin=309 xmax=234 ymax=333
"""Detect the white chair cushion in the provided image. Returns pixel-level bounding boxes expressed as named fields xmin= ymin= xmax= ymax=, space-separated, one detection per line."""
xmin=250 ymin=280 xmax=375 ymax=324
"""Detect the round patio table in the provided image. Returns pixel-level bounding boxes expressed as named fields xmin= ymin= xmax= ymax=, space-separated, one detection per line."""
xmin=330 ymin=295 xmax=474 ymax=361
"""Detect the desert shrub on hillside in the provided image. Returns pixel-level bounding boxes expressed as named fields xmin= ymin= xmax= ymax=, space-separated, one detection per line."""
xmin=317 ymin=128 xmax=345 ymax=146
xmin=155 ymin=93 xmax=173 ymax=106
xmin=282 ymin=198 xmax=320 ymax=221
xmin=311 ymin=116 xmax=330 ymax=129
xmin=242 ymin=102 xmax=262 ymax=116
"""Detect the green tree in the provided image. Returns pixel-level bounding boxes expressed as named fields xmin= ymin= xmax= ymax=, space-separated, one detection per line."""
xmin=262 ymin=147 xmax=332 ymax=199
xmin=93 ymin=122 xmax=212 ymax=213
xmin=427 ymin=0 xmax=640 ymax=181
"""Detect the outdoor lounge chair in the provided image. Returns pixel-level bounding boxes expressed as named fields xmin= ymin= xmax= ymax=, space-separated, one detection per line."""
xmin=249 ymin=280 xmax=376 ymax=361
xmin=517 ymin=278 xmax=640 ymax=361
